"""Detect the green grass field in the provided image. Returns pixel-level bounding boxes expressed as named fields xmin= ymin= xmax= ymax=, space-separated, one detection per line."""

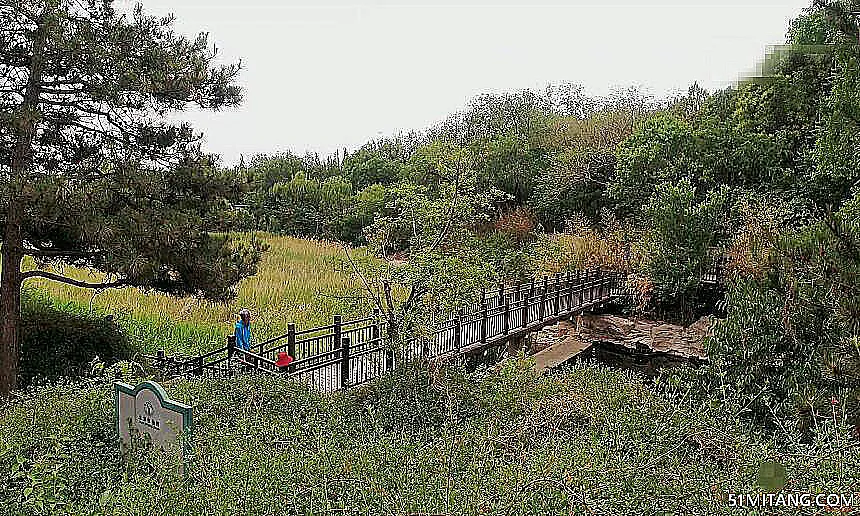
xmin=24 ymin=234 xmax=368 ymax=356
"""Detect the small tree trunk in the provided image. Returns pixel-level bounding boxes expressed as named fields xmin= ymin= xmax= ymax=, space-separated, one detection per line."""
xmin=0 ymin=201 xmax=24 ymax=396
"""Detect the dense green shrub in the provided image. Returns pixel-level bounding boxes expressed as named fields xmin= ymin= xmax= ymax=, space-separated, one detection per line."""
xmin=334 ymin=183 xmax=387 ymax=244
xmin=608 ymin=113 xmax=701 ymax=218
xmin=466 ymin=230 xmax=536 ymax=283
xmin=17 ymin=291 xmax=131 ymax=388
xmin=702 ymin=191 xmax=860 ymax=436
xmin=635 ymin=179 xmax=728 ymax=316
xmin=345 ymin=362 xmax=477 ymax=437
xmin=343 ymin=141 xmax=407 ymax=189
xmin=2 ymin=361 xmax=858 ymax=515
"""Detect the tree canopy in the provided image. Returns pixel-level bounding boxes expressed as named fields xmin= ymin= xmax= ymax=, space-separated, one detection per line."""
xmin=0 ymin=0 xmax=263 ymax=394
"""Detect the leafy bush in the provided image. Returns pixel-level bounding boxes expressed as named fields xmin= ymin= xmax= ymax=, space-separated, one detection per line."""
xmin=635 ymin=179 xmax=728 ymax=316
xmin=462 ymin=229 xmax=537 ymax=283
xmin=266 ymin=172 xmax=353 ymax=237
xmin=703 ymin=192 xmax=860 ymax=436
xmin=607 ymin=113 xmax=700 ymax=218
xmin=345 ymin=362 xmax=477 ymax=437
xmin=334 ymin=183 xmax=386 ymax=244
xmin=2 ymin=361 xmax=858 ymax=515
xmin=343 ymin=142 xmax=406 ymax=189
xmin=18 ymin=290 xmax=131 ymax=388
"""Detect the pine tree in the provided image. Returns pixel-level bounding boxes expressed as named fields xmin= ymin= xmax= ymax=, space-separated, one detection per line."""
xmin=0 ymin=0 xmax=263 ymax=395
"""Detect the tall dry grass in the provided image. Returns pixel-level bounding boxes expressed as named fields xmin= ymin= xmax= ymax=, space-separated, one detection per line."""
xmin=532 ymin=213 xmax=632 ymax=276
xmin=24 ymin=234 xmax=367 ymax=355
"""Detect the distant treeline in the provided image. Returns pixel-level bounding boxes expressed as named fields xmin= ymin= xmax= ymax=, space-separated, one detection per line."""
xmin=223 ymin=83 xmax=683 ymax=244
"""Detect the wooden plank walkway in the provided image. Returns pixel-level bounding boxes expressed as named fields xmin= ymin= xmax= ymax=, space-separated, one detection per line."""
xmin=147 ymin=269 xmax=623 ymax=392
xmin=532 ymin=335 xmax=592 ymax=373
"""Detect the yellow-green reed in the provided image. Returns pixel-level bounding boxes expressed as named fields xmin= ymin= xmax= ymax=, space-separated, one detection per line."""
xmin=23 ymin=234 xmax=368 ymax=355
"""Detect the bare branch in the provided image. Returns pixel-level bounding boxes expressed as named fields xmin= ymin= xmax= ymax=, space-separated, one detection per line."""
xmin=24 ymin=247 xmax=101 ymax=258
xmin=427 ymin=155 xmax=464 ymax=253
xmin=339 ymin=242 xmax=385 ymax=315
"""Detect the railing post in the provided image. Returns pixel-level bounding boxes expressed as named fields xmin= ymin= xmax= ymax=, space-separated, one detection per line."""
xmin=605 ymin=271 xmax=610 ymax=299
xmin=503 ymin=295 xmax=510 ymax=335
xmin=497 ymin=282 xmax=505 ymax=307
xmin=373 ymin=308 xmax=381 ymax=340
xmin=521 ymin=284 xmax=529 ymax=328
xmin=566 ymin=270 xmax=573 ymax=311
xmin=256 ymin=332 xmax=265 ymax=354
xmin=480 ymin=287 xmax=486 ymax=315
xmin=584 ymin=269 xmax=591 ymax=304
xmin=287 ymin=323 xmax=296 ymax=373
xmin=604 ymin=271 xmax=609 ymax=298
xmin=554 ymin=273 xmax=561 ymax=315
xmin=529 ymin=279 xmax=536 ymax=325
xmin=340 ymin=336 xmax=350 ymax=389
xmin=598 ymin=270 xmax=605 ymax=301
xmin=454 ymin=316 xmax=462 ymax=350
xmin=540 ymin=276 xmax=547 ymax=321
xmin=227 ymin=335 xmax=236 ymax=359
xmin=333 ymin=314 xmax=342 ymax=350
xmin=195 ymin=356 xmax=203 ymax=376
xmin=480 ymin=297 xmax=488 ymax=344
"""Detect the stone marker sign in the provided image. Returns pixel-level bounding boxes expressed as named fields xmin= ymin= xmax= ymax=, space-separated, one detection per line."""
xmin=114 ymin=380 xmax=193 ymax=457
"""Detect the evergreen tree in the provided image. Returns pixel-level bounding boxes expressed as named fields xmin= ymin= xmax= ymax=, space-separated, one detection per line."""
xmin=0 ymin=0 xmax=263 ymax=395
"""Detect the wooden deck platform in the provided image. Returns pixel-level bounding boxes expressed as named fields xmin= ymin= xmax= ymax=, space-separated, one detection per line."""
xmin=532 ymin=334 xmax=592 ymax=373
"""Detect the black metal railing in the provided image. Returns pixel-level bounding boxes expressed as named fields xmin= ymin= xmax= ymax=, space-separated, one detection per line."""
xmin=146 ymin=268 xmax=622 ymax=392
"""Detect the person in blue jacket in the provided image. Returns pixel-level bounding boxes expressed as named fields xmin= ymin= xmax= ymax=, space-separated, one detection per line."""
xmin=235 ymin=308 xmax=253 ymax=351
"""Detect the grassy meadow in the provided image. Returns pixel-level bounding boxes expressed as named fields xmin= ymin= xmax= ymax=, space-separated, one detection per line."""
xmin=23 ymin=234 xmax=367 ymax=356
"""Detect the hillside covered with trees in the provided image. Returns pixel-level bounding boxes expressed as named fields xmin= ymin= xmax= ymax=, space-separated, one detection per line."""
xmin=227 ymin=1 xmax=860 ymax=436
xmin=1 ymin=0 xmax=859 ymax=513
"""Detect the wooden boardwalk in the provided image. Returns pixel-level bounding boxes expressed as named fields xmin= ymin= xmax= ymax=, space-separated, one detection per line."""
xmin=532 ymin=334 xmax=592 ymax=373
xmin=147 ymin=269 xmax=623 ymax=393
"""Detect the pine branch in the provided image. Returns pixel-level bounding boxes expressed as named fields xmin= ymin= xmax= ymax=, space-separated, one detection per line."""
xmin=21 ymin=270 xmax=129 ymax=289
xmin=24 ymin=247 xmax=101 ymax=258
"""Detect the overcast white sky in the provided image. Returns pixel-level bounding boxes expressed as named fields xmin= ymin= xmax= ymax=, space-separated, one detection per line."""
xmin=119 ymin=0 xmax=811 ymax=164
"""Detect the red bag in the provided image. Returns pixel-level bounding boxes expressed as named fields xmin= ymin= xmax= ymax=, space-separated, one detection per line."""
xmin=275 ymin=352 xmax=294 ymax=368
